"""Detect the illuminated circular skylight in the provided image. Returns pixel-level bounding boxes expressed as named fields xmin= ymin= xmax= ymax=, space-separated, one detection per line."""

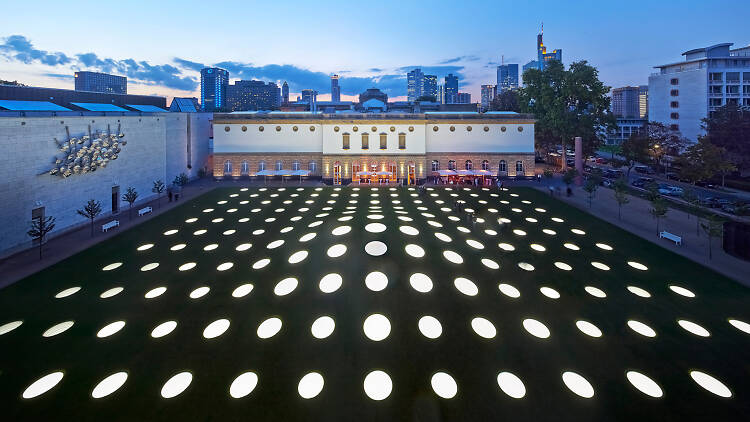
xmin=203 ymin=243 xmax=218 ymax=251
xmin=405 ymin=244 xmax=425 ymax=258
xmin=562 ymin=371 xmax=594 ymax=398
xmin=257 ymin=317 xmax=282 ymax=339
xmin=678 ymin=320 xmax=710 ymax=337
xmin=585 ymin=286 xmax=606 ymax=298
xmin=728 ymin=319 xmax=750 ymax=334
xmin=669 ymin=285 xmax=695 ymax=298
xmin=554 ymin=262 xmax=572 ymax=271
xmin=523 ymin=318 xmax=550 ymax=338
xmin=161 ymin=372 xmax=192 ymax=398
xmin=327 ymin=244 xmax=347 ymax=258
xmin=179 ymin=262 xmax=196 ymax=271
xmin=481 ymin=258 xmax=499 ymax=269
xmin=232 ymin=284 xmax=254 ymax=298
xmin=185 ymin=218 xmax=198 ymax=223
xmin=498 ymin=243 xmax=515 ymax=251
xmin=529 ymin=244 xmax=545 ymax=252
xmin=252 ymin=258 xmax=270 ymax=269
xmin=288 ymin=250 xmax=309 ymax=264
xmin=298 ymin=372 xmax=324 ymax=399
xmin=363 ymin=314 xmax=391 ymax=341
xmin=443 ymin=250 xmax=463 ymax=264
xmin=571 ymin=229 xmax=586 ymax=235
xmin=22 ymin=372 xmax=64 ymax=399
xmin=363 ymin=370 xmax=393 ymax=400
xmin=43 ymin=321 xmax=74 ymax=337
xmin=194 ymin=229 xmax=207 ymax=235
xmin=399 ymin=226 xmax=419 ymax=236
xmin=319 ymin=273 xmax=343 ymax=293
xmin=217 ymin=262 xmax=234 ymax=271
xmin=591 ymin=262 xmax=610 ymax=271
xmin=690 ymin=371 xmax=732 ymax=397
xmin=471 ymin=317 xmax=497 ymax=338
xmin=418 ymin=316 xmax=442 ymax=339
xmin=299 ymin=232 xmax=317 ymax=242
xmin=170 ymin=243 xmax=186 ymax=251
xmin=163 ymin=229 xmax=178 ymax=235
xmin=466 ymin=239 xmax=484 ymax=249
xmin=517 ymin=262 xmax=535 ymax=271
xmin=454 ymin=277 xmax=478 ymax=296
xmin=365 ymin=271 xmax=388 ymax=291
xmin=0 ymin=320 xmax=23 ymax=336
xmin=267 ymin=240 xmax=285 ymax=249
xmin=542 ymin=229 xmax=556 ymax=235
xmin=431 ymin=372 xmax=458 ymax=399
xmin=100 ymin=287 xmax=123 ymax=299
xmin=627 ymin=286 xmax=651 ymax=298
xmin=151 ymin=321 xmax=177 ymax=338
xmin=365 ymin=241 xmax=387 ymax=256
xmin=97 ymin=321 xmax=126 ymax=338
xmin=189 ymin=286 xmax=210 ymax=299
xmin=274 ymin=278 xmax=298 ymax=296
xmin=311 ymin=316 xmax=335 ymax=339
xmin=332 ymin=226 xmax=351 ymax=236
xmin=595 ymin=243 xmax=613 ymax=250
xmin=628 ymin=261 xmax=648 ymax=271
xmin=140 ymin=263 xmax=159 ymax=271
xmin=563 ymin=243 xmax=580 ymax=250
xmin=91 ymin=371 xmax=128 ymax=399
xmin=54 ymin=287 xmax=80 ymax=298
xmin=137 ymin=243 xmax=154 ymax=251
xmin=576 ymin=320 xmax=602 ymax=337
xmin=230 ymin=372 xmax=258 ymax=399
xmin=626 ymin=371 xmax=663 ymax=398
xmin=365 ymin=223 xmax=387 ymax=233
xmin=497 ymin=372 xmax=526 ymax=399
xmin=145 ymin=286 xmax=167 ymax=299
xmin=435 ymin=232 xmax=452 ymax=242
xmin=540 ymin=287 xmax=560 ymax=299
xmin=498 ymin=283 xmax=520 ymax=298
xmin=236 ymin=243 xmax=252 ymax=251
xmin=367 ymin=214 xmax=384 ymax=220
xmin=627 ymin=320 xmax=656 ymax=337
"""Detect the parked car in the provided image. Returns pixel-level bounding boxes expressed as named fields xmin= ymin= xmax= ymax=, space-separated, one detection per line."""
xmin=595 ymin=157 xmax=609 ymax=165
xmin=700 ymin=197 xmax=721 ymax=208
xmin=601 ymin=179 xmax=614 ymax=188
xmin=603 ymin=169 xmax=624 ymax=179
xmin=632 ymin=177 xmax=654 ymax=188
xmin=634 ymin=165 xmax=655 ymax=174
xmin=658 ymin=185 xmax=684 ymax=196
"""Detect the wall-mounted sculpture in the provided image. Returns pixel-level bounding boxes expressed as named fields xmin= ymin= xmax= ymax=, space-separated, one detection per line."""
xmin=48 ymin=123 xmax=126 ymax=177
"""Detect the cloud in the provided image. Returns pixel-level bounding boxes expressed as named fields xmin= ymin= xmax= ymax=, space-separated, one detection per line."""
xmin=0 ymin=35 xmax=70 ymax=66
xmin=173 ymin=57 xmax=205 ymax=72
xmin=397 ymin=65 xmax=465 ymax=80
xmin=42 ymin=72 xmax=73 ymax=80
xmin=438 ymin=55 xmax=479 ymax=64
xmin=368 ymin=67 xmax=383 ymax=72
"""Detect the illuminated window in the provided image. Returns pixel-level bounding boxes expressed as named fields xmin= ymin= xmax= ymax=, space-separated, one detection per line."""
xmin=309 ymin=126 xmax=315 ymax=132
xmin=483 ymin=126 xmax=489 ymax=132
xmin=275 ymin=161 xmax=283 ymax=171
xmin=308 ymin=161 xmax=316 ymax=173
xmin=501 ymin=126 xmax=507 ymax=132
xmin=292 ymin=161 xmax=300 ymax=171
xmin=342 ymin=133 xmax=350 ymax=149
xmin=448 ymin=160 xmax=456 ymax=170
xmin=241 ymin=160 xmax=249 ymax=175
xmin=380 ymin=133 xmax=387 ymax=149
xmin=334 ymin=126 xmax=340 ymax=132
xmin=482 ymin=160 xmax=489 ymax=170
xmin=353 ymin=126 xmax=358 ymax=132
xmin=408 ymin=126 xmax=414 ymax=132
xmin=293 ymin=126 xmax=298 ymax=132
xmin=433 ymin=126 xmax=438 ymax=132
xmin=465 ymin=160 xmax=473 ymax=170
xmin=450 ymin=126 xmax=455 ymax=132
xmin=276 ymin=126 xmax=281 ymax=132
xmin=398 ymin=133 xmax=406 ymax=149
xmin=371 ymin=126 xmax=377 ymax=132
xmin=517 ymin=126 xmax=523 ymax=132
xmin=224 ymin=160 xmax=232 ymax=174
xmin=431 ymin=160 xmax=439 ymax=171
xmin=258 ymin=161 xmax=266 ymax=171
xmin=390 ymin=126 xmax=395 ymax=132
xmin=362 ymin=133 xmax=369 ymax=149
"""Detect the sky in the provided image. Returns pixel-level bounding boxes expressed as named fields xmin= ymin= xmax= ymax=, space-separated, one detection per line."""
xmin=0 ymin=0 xmax=747 ymax=105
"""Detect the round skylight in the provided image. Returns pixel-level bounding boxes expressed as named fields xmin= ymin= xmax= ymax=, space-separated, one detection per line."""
xmin=627 ymin=320 xmax=656 ymax=337
xmin=137 ymin=243 xmax=154 ymax=251
xmin=562 ymin=371 xmax=594 ymax=398
xmin=669 ymin=285 xmax=695 ymax=298
xmin=145 ymin=287 xmax=167 ymax=299
xmin=365 ymin=271 xmax=388 ymax=291
xmin=498 ymin=243 xmax=515 ymax=251
xmin=229 ymin=372 xmax=258 ymax=399
xmin=97 ymin=321 xmax=125 ymax=338
xmin=576 ymin=320 xmax=602 ymax=337
xmin=585 ymin=286 xmax=606 ymax=298
xmin=481 ymin=258 xmax=499 ymax=270
xmin=365 ymin=241 xmax=387 ymax=256
xmin=434 ymin=232 xmax=452 ymax=242
xmin=405 ymin=244 xmax=425 ymax=258
xmin=91 ymin=371 xmax=128 ymax=399
xmin=466 ymin=239 xmax=484 ymax=249
xmin=298 ymin=372 xmax=324 ymax=399
xmin=55 ymin=287 xmax=81 ymax=299
xmin=517 ymin=262 xmax=535 ymax=271
xmin=690 ymin=371 xmax=732 ymax=397
xmin=365 ymin=223 xmax=387 ymax=233
xmin=332 ymin=226 xmax=351 ymax=236
xmin=443 ymin=250 xmax=463 ymax=264
xmin=628 ymin=261 xmax=648 ymax=271
xmin=418 ymin=316 xmax=442 ymax=339
xmin=161 ymin=372 xmax=192 ymax=398
xmin=151 ymin=321 xmax=177 ymax=338
xmin=564 ymin=243 xmax=580 ymax=251
xmin=363 ymin=370 xmax=393 ymax=401
xmin=497 ymin=372 xmax=526 ymax=399
xmin=363 ymin=314 xmax=391 ymax=341
xmin=0 ymin=320 xmax=23 ymax=335
xmin=591 ymin=262 xmax=610 ymax=271
xmin=299 ymin=232 xmax=317 ymax=242
xmin=288 ymin=250 xmax=309 ymax=264
xmin=203 ymin=243 xmax=218 ymax=251
xmin=677 ymin=320 xmax=710 ymax=337
xmin=554 ymin=262 xmax=572 ymax=271
xmin=140 ymin=263 xmax=159 ymax=271
xmin=257 ymin=317 xmax=282 ymax=339
xmin=217 ymin=262 xmax=234 ymax=271
xmin=471 ymin=317 xmax=497 ymax=338
xmin=728 ymin=319 xmax=750 ymax=334
xmin=626 ymin=371 xmax=663 ymax=398
xmin=523 ymin=319 xmax=550 ymax=338
xmin=252 ymin=258 xmax=270 ymax=269
xmin=236 ymin=243 xmax=252 ymax=251
xmin=319 ymin=273 xmax=343 ymax=293
xmin=540 ymin=287 xmax=560 ymax=299
xmin=179 ymin=262 xmax=196 ymax=271
xmin=627 ymin=286 xmax=651 ymax=298
xmin=267 ymin=240 xmax=285 ymax=249
xmin=274 ymin=278 xmax=298 ymax=296
xmin=22 ymin=372 xmax=64 ymax=399
xmin=454 ymin=277 xmax=478 ymax=296
xmin=203 ymin=319 xmax=230 ymax=339
xmin=170 ymin=243 xmax=186 ymax=251
xmin=311 ymin=316 xmax=335 ymax=339
xmin=595 ymin=243 xmax=613 ymax=250
xmin=43 ymin=321 xmax=74 ymax=337
xmin=232 ymin=284 xmax=254 ymax=298
xmin=498 ymin=283 xmax=520 ymax=298
xmin=431 ymin=372 xmax=458 ymax=399
xmin=189 ymin=286 xmax=210 ymax=299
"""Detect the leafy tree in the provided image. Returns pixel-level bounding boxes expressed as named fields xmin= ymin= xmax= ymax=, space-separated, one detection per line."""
xmin=676 ymin=137 xmax=736 ymax=185
xmin=519 ymin=60 xmax=616 ymax=166
xmin=583 ymin=175 xmax=600 ymax=208
xmin=543 ymin=168 xmax=554 ymax=179
xmin=562 ymin=168 xmax=578 ymax=188
xmin=649 ymin=196 xmax=669 ymax=236
xmin=645 ymin=181 xmax=660 ymax=202
xmin=600 ymin=144 xmax=621 ymax=160
xmin=701 ymin=214 xmax=724 ymax=260
xmin=152 ymin=179 xmax=165 ymax=209
xmin=490 ymin=89 xmax=519 ymax=112
xmin=416 ymin=95 xmax=437 ymax=103
xmin=27 ymin=216 xmax=55 ymax=260
xmin=77 ymin=199 xmax=102 ymax=237
xmin=173 ymin=173 xmax=189 ymax=187
xmin=122 ymin=187 xmax=138 ymax=220
xmin=644 ymin=122 xmax=686 ymax=176
xmin=621 ymin=133 xmax=650 ymax=179
xmin=701 ymin=103 xmax=750 ymax=173
xmin=613 ymin=178 xmax=630 ymax=220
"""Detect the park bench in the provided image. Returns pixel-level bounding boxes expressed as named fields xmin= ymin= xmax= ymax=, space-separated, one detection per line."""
xmin=102 ymin=220 xmax=120 ymax=232
xmin=659 ymin=231 xmax=682 ymax=246
xmin=138 ymin=206 xmax=153 ymax=216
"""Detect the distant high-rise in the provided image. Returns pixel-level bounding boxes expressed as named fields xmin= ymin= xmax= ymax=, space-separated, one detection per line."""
xmin=496 ymin=63 xmax=519 ymax=91
xmin=444 ymin=74 xmax=459 ymax=103
xmin=407 ymin=68 xmax=424 ymax=102
xmin=523 ymin=61 xmax=539 ymax=73
xmin=227 ymin=80 xmax=280 ymax=111
xmin=331 ymin=75 xmax=341 ymax=102
xmin=200 ymin=67 xmax=229 ymax=111
xmin=282 ymin=81 xmax=289 ymax=105
xmin=457 ymin=92 xmax=471 ymax=104
xmin=301 ymin=89 xmax=318 ymax=111
xmin=536 ymin=25 xmax=562 ymax=70
xmin=74 ymin=71 xmax=126 ymax=94
xmin=611 ymin=86 xmax=648 ymax=119
xmin=437 ymin=84 xmax=445 ymax=104
xmin=481 ymin=85 xmax=497 ymax=111
xmin=423 ymin=74 xmax=437 ymax=101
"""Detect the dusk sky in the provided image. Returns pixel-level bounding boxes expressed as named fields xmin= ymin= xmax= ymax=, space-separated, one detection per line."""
xmin=1 ymin=0 xmax=747 ymax=103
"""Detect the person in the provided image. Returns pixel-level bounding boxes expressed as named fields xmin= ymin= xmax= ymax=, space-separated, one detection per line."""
xmin=167 ymin=187 xmax=173 ymax=202
xmin=537 ymin=174 xmax=542 ymax=182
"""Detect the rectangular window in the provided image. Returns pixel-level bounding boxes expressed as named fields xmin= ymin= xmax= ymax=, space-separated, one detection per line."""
xmin=361 ymin=133 xmax=369 ymax=149
xmin=670 ymin=124 xmax=679 ymax=131
xmin=670 ymin=89 xmax=679 ymax=96
xmin=379 ymin=133 xmax=387 ymax=149
xmin=342 ymin=133 xmax=350 ymax=150
xmin=743 ymin=72 xmax=750 ymax=82
xmin=398 ymin=133 xmax=406 ymax=149
xmin=670 ymin=101 xmax=679 ymax=108
xmin=709 ymin=72 xmax=723 ymax=82
xmin=726 ymin=72 xmax=740 ymax=83
xmin=670 ymin=112 xmax=679 ymax=119
xmin=710 ymin=98 xmax=722 ymax=107
xmin=709 ymin=86 xmax=722 ymax=94
xmin=670 ymin=78 xmax=679 ymax=85
xmin=726 ymin=85 xmax=739 ymax=94
xmin=31 ymin=207 xmax=45 ymax=221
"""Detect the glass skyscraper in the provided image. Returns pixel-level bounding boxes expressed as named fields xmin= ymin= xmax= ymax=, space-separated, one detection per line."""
xmin=444 ymin=74 xmax=458 ymax=103
xmin=331 ymin=75 xmax=341 ymax=102
xmin=200 ymin=67 xmax=229 ymax=111
xmin=496 ymin=64 xmax=519 ymax=92
xmin=227 ymin=80 xmax=280 ymax=111
xmin=536 ymin=29 xmax=562 ymax=71
xmin=74 ymin=71 xmax=127 ymax=94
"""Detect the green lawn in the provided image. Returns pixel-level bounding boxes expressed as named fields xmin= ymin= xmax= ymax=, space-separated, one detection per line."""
xmin=0 ymin=186 xmax=748 ymax=421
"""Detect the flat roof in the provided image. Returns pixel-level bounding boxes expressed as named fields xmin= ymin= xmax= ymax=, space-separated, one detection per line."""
xmin=71 ymin=103 xmax=129 ymax=112
xmin=0 ymin=100 xmax=71 ymax=111
xmin=126 ymin=104 xmax=168 ymax=112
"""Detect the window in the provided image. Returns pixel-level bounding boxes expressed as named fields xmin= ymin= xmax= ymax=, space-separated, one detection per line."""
xmin=726 ymin=85 xmax=739 ymax=94
xmin=499 ymin=160 xmax=507 ymax=172
xmin=353 ymin=126 xmax=358 ymax=132
xmin=224 ymin=126 xmax=230 ymax=132
xmin=334 ymin=126 xmax=340 ymax=132
xmin=352 ymin=162 xmax=361 ymax=175
xmin=481 ymin=160 xmax=489 ymax=171
xmin=448 ymin=160 xmax=456 ymax=170
xmin=466 ymin=126 xmax=472 ymax=132
xmin=398 ymin=133 xmax=406 ymax=149
xmin=241 ymin=126 xmax=247 ymax=132
xmin=309 ymin=126 xmax=315 ymax=132
xmin=517 ymin=126 xmax=524 ymax=132
xmin=379 ymin=133 xmax=387 ymax=149
xmin=431 ymin=160 xmax=439 ymax=172
xmin=670 ymin=112 xmax=679 ymax=119
xmin=433 ymin=126 xmax=439 ymax=132
xmin=710 ymin=86 xmax=722 ymax=94
xmin=292 ymin=161 xmax=300 ymax=171
xmin=361 ymin=133 xmax=369 ymax=149
xmin=371 ymin=126 xmax=377 ymax=132
xmin=501 ymin=126 xmax=507 ymax=132
xmin=241 ymin=160 xmax=249 ymax=175
xmin=390 ymin=126 xmax=395 ymax=132
xmin=224 ymin=160 xmax=232 ymax=174
xmin=670 ymin=101 xmax=679 ymax=108
xmin=670 ymin=78 xmax=679 ymax=85
xmin=275 ymin=161 xmax=283 ymax=171
xmin=709 ymin=73 xmax=722 ymax=82
xmin=408 ymin=126 xmax=414 ymax=132
xmin=744 ymin=85 xmax=750 ymax=94
xmin=726 ymin=98 xmax=738 ymax=106
xmin=308 ymin=161 xmax=317 ymax=173
xmin=743 ymin=72 xmax=750 ymax=82
xmin=259 ymin=126 xmax=264 ymax=132
xmin=465 ymin=160 xmax=473 ymax=170
xmin=710 ymin=98 xmax=722 ymax=107
xmin=483 ymin=126 xmax=489 ymax=132
xmin=515 ymin=161 xmax=524 ymax=173
xmin=726 ymin=72 xmax=740 ymax=82
xmin=450 ymin=126 xmax=455 ymax=132
xmin=670 ymin=89 xmax=679 ymax=96
xmin=670 ymin=124 xmax=679 ymax=131
xmin=275 ymin=126 xmax=281 ymax=132
xmin=342 ymin=133 xmax=350 ymax=149
xmin=258 ymin=161 xmax=266 ymax=171
xmin=293 ymin=126 xmax=298 ymax=132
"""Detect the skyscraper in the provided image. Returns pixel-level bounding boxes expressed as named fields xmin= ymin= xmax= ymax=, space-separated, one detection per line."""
xmin=437 ymin=84 xmax=445 ymax=104
xmin=444 ymin=74 xmax=458 ymax=103
xmin=423 ymin=74 xmax=437 ymax=101
xmin=611 ymin=86 xmax=648 ymax=119
xmin=496 ymin=64 xmax=519 ymax=91
xmin=74 ymin=71 xmax=127 ymax=94
xmin=457 ymin=92 xmax=471 ymax=104
xmin=331 ymin=75 xmax=341 ymax=102
xmin=301 ymin=89 xmax=318 ymax=111
xmin=227 ymin=80 xmax=280 ymax=111
xmin=407 ymin=68 xmax=424 ymax=102
xmin=536 ymin=25 xmax=562 ymax=71
xmin=481 ymin=85 xmax=497 ymax=111
xmin=282 ymin=81 xmax=289 ymax=105
xmin=200 ymin=67 xmax=229 ymax=111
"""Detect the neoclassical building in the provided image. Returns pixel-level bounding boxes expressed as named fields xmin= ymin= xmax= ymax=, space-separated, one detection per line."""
xmin=212 ymin=111 xmax=535 ymax=184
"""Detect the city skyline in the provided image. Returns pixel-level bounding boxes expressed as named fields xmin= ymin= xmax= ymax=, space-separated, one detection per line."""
xmin=0 ymin=0 xmax=747 ymax=103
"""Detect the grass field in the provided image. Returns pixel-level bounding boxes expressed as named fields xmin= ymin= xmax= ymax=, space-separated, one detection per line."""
xmin=0 ymin=186 xmax=748 ymax=421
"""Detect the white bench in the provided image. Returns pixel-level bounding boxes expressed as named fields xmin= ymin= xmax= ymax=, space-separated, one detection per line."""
xmin=659 ymin=231 xmax=682 ymax=245
xmin=138 ymin=206 xmax=153 ymax=216
xmin=102 ymin=220 xmax=120 ymax=232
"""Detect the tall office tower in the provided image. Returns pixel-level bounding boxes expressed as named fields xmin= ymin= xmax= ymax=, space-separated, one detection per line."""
xmin=638 ymin=85 xmax=648 ymax=119
xmin=301 ymin=89 xmax=318 ymax=111
xmin=481 ymin=85 xmax=497 ymax=110
xmin=457 ymin=92 xmax=471 ymax=104
xmin=227 ymin=80 xmax=280 ymax=111
xmin=496 ymin=64 xmax=519 ymax=91
xmin=74 ymin=71 xmax=127 ymax=94
xmin=423 ymin=74 xmax=438 ymax=100
xmin=437 ymin=84 xmax=445 ymax=104
xmin=407 ymin=68 xmax=425 ymax=102
xmin=200 ymin=67 xmax=229 ymax=111
xmin=611 ymin=86 xmax=645 ymax=118
xmin=444 ymin=74 xmax=459 ymax=103
xmin=282 ymin=81 xmax=289 ymax=105
xmin=536 ymin=25 xmax=562 ymax=71
xmin=649 ymin=42 xmax=750 ymax=142
xmin=331 ymin=74 xmax=341 ymax=102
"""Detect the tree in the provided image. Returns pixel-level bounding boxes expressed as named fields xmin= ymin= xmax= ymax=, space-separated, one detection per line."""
xmin=644 ymin=122 xmax=686 ymax=176
xmin=676 ymin=137 xmax=736 ymax=185
xmin=173 ymin=173 xmax=189 ymax=187
xmin=490 ymin=89 xmax=519 ymax=112
xmin=543 ymin=168 xmax=554 ymax=180
xmin=583 ymin=176 xmax=600 ymax=208
xmin=621 ymin=133 xmax=650 ymax=179
xmin=701 ymin=214 xmax=724 ymax=260
xmin=600 ymin=144 xmax=621 ymax=160
xmin=27 ymin=216 xmax=55 ymax=260
xmin=152 ymin=179 xmax=165 ymax=209
xmin=649 ymin=196 xmax=669 ymax=236
xmin=77 ymin=199 xmax=102 ymax=237
xmin=681 ymin=189 xmax=701 ymax=234
xmin=613 ymin=178 xmax=630 ymax=220
xmin=122 ymin=187 xmax=138 ymax=220
xmin=416 ymin=95 xmax=437 ymax=103
xmin=518 ymin=60 xmax=616 ymax=167
xmin=701 ymin=103 xmax=750 ymax=174
xmin=562 ymin=168 xmax=578 ymax=188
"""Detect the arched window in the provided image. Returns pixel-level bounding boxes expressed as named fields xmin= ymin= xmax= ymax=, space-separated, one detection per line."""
xmin=361 ymin=133 xmax=369 ymax=149
xmin=448 ymin=160 xmax=456 ymax=170
xmin=398 ymin=133 xmax=406 ymax=149
xmin=380 ymin=133 xmax=387 ymax=149
xmin=223 ymin=160 xmax=232 ymax=175
xmin=292 ymin=161 xmax=300 ymax=171
xmin=499 ymin=160 xmax=507 ymax=173
xmin=370 ymin=162 xmax=377 ymax=172
xmin=465 ymin=160 xmax=473 ymax=170
xmin=431 ymin=160 xmax=439 ymax=172
xmin=516 ymin=160 xmax=524 ymax=173
xmin=352 ymin=162 xmax=361 ymax=175
xmin=481 ymin=160 xmax=489 ymax=171
xmin=241 ymin=160 xmax=249 ymax=175
xmin=308 ymin=161 xmax=317 ymax=173
xmin=342 ymin=133 xmax=350 ymax=150
xmin=275 ymin=161 xmax=283 ymax=171
xmin=258 ymin=161 xmax=266 ymax=171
